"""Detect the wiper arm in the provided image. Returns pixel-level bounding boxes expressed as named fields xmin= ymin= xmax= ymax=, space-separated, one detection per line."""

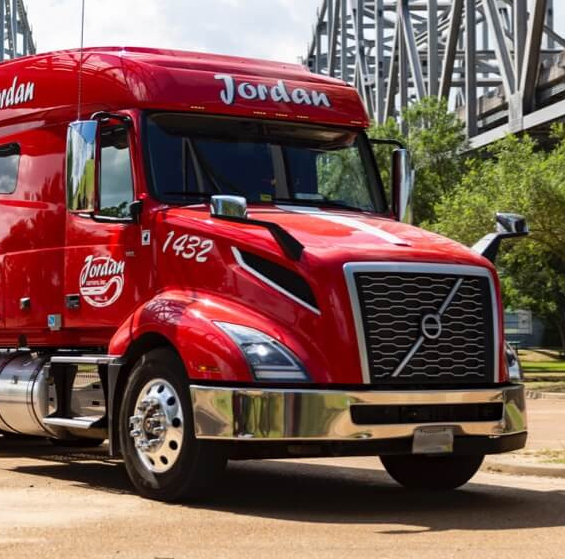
xmin=316 ymin=200 xmax=364 ymax=212
xmin=163 ymin=191 xmax=211 ymax=198
xmin=273 ymin=198 xmax=364 ymax=212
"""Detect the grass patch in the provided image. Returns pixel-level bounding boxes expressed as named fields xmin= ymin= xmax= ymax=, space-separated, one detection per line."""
xmin=518 ymin=349 xmax=564 ymax=362
xmin=522 ymin=361 xmax=565 ymax=373
xmin=524 ymin=381 xmax=565 ymax=392
xmin=520 ymin=449 xmax=565 ymax=465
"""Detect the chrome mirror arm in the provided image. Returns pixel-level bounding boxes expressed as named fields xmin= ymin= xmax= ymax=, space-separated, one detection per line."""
xmin=472 ymin=212 xmax=529 ymax=263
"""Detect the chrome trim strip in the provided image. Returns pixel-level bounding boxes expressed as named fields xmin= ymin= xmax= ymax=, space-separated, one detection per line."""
xmin=343 ymin=262 xmax=500 ymax=384
xmin=190 ymin=384 xmax=526 ymax=441
xmin=232 ymin=246 xmax=321 ymax=316
xmin=438 ymin=277 xmax=464 ymax=313
xmin=391 ymin=336 xmax=424 ymax=378
xmin=50 ymin=355 xmax=122 ymax=365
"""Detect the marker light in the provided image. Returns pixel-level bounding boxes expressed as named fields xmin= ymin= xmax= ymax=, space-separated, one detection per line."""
xmin=214 ymin=322 xmax=309 ymax=381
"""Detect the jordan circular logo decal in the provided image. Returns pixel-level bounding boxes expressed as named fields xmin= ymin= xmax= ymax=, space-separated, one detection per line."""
xmin=80 ymin=255 xmax=125 ymax=308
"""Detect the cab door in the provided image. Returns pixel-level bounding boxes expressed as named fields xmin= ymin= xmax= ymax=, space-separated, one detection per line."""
xmin=64 ymin=119 xmax=144 ymax=337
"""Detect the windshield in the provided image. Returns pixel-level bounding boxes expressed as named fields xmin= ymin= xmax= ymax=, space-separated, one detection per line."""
xmin=144 ymin=113 xmax=387 ymax=213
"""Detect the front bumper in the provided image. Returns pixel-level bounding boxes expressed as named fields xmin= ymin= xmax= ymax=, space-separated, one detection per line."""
xmin=190 ymin=384 xmax=526 ymax=449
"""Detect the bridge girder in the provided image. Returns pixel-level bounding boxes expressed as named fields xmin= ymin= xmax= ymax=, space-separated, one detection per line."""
xmin=0 ymin=0 xmax=35 ymax=61
xmin=305 ymin=0 xmax=565 ymax=148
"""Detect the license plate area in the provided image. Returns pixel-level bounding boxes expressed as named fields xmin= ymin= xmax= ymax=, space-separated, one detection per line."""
xmin=412 ymin=426 xmax=454 ymax=455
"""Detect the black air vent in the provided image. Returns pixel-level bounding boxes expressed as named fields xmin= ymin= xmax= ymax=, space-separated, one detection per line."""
xmin=351 ymin=403 xmax=503 ymax=425
xmin=239 ymin=250 xmax=318 ymax=311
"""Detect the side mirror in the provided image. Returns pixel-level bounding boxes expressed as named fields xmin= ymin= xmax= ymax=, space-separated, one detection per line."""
xmin=369 ymin=139 xmax=414 ymax=223
xmin=66 ymin=120 xmax=99 ymax=213
xmin=472 ymin=212 xmax=529 ymax=263
xmin=210 ymin=195 xmax=248 ymax=219
xmin=392 ymin=148 xmax=414 ymax=224
xmin=496 ymin=213 xmax=528 ymax=235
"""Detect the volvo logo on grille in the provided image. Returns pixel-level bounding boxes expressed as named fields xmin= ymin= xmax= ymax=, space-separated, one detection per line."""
xmin=421 ymin=313 xmax=442 ymax=340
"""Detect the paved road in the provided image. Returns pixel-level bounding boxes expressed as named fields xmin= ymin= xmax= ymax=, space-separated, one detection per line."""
xmin=0 ymin=437 xmax=564 ymax=559
xmin=526 ymin=398 xmax=565 ymax=449
xmin=0 ymin=398 xmax=563 ymax=559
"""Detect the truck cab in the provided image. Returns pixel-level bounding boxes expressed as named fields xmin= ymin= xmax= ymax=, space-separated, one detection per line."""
xmin=0 ymin=47 xmax=526 ymax=501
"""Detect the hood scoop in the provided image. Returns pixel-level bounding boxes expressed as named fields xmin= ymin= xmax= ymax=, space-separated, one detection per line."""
xmin=211 ymin=213 xmax=304 ymax=261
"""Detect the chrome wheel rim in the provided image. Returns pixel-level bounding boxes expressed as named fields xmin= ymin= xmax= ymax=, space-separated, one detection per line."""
xmin=128 ymin=378 xmax=184 ymax=474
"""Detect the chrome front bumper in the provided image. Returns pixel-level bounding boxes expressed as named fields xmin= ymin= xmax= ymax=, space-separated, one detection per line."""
xmin=190 ymin=384 xmax=526 ymax=442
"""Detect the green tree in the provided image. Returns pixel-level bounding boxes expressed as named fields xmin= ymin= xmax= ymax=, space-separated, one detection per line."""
xmin=502 ymin=244 xmax=565 ymax=352
xmin=429 ymin=130 xmax=565 ymax=350
xmin=368 ymin=96 xmax=467 ymax=224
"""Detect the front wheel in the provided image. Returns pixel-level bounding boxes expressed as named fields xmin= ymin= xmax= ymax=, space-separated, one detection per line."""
xmin=380 ymin=454 xmax=484 ymax=490
xmin=119 ymin=348 xmax=226 ymax=502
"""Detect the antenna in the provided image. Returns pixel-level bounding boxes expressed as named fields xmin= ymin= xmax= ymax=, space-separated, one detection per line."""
xmin=77 ymin=0 xmax=86 ymax=120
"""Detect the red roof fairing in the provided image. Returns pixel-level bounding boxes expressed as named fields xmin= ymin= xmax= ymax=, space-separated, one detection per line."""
xmin=0 ymin=46 xmax=369 ymax=128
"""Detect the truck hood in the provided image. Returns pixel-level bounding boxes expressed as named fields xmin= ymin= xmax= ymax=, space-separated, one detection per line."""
xmin=164 ymin=204 xmax=491 ymax=268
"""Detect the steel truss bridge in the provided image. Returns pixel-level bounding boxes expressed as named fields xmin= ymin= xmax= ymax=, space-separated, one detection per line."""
xmin=305 ymin=0 xmax=565 ymax=148
xmin=0 ymin=0 xmax=34 ymax=61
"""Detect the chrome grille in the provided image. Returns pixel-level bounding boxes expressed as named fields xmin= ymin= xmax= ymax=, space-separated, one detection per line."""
xmin=346 ymin=265 xmax=496 ymax=384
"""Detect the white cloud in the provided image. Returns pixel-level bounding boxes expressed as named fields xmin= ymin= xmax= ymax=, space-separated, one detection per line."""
xmin=26 ymin=2 xmax=565 ymax=71
xmin=24 ymin=0 xmax=321 ymax=64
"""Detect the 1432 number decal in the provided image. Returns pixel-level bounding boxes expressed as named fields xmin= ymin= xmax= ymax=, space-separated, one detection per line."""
xmin=162 ymin=232 xmax=214 ymax=262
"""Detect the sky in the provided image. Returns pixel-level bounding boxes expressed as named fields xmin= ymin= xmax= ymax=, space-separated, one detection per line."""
xmin=22 ymin=1 xmax=565 ymax=66
xmin=24 ymin=0 xmax=322 ymax=64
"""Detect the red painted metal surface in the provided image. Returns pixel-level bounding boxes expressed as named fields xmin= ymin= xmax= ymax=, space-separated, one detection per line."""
xmin=0 ymin=47 xmax=507 ymax=385
xmin=0 ymin=47 xmax=369 ymax=128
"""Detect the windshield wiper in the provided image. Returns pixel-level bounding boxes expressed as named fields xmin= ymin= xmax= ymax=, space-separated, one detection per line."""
xmin=163 ymin=191 xmax=212 ymax=198
xmin=273 ymin=198 xmax=365 ymax=213
xmin=162 ymin=194 xmax=364 ymax=213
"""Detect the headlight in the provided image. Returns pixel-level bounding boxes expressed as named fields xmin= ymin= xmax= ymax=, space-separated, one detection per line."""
xmin=505 ymin=342 xmax=523 ymax=382
xmin=214 ymin=322 xmax=309 ymax=381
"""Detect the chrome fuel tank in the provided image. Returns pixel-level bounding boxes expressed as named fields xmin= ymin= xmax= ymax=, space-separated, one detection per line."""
xmin=0 ymin=353 xmax=58 ymax=437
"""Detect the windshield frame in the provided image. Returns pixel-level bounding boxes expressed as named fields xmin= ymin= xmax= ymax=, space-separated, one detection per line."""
xmin=141 ymin=111 xmax=389 ymax=214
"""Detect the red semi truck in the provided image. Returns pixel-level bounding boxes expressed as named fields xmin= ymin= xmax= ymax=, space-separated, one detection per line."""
xmin=0 ymin=46 xmax=527 ymax=501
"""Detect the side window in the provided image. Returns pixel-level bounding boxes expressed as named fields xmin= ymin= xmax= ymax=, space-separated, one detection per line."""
xmin=0 ymin=143 xmax=20 ymax=194
xmin=99 ymin=126 xmax=134 ymax=218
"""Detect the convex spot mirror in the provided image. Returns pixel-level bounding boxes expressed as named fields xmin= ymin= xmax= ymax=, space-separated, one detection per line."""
xmin=369 ymin=139 xmax=414 ymax=224
xmin=472 ymin=212 xmax=529 ymax=263
xmin=392 ymin=148 xmax=414 ymax=224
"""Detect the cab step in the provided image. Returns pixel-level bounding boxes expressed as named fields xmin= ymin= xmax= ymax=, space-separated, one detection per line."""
xmin=43 ymin=415 xmax=108 ymax=439
xmin=43 ymin=416 xmax=103 ymax=430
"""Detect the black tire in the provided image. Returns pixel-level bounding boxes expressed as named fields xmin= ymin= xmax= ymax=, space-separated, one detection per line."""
xmin=119 ymin=347 xmax=226 ymax=502
xmin=380 ymin=454 xmax=484 ymax=490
